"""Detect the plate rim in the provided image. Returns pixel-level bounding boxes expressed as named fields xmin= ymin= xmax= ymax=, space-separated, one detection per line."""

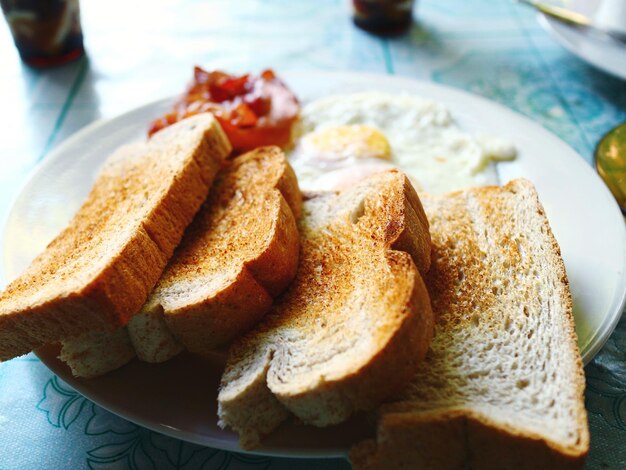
xmin=538 ymin=13 xmax=626 ymax=81
xmin=3 ymin=70 xmax=626 ymax=457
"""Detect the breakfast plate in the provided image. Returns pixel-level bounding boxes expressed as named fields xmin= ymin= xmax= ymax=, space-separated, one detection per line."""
xmin=537 ymin=1 xmax=626 ymax=80
xmin=3 ymin=71 xmax=626 ymax=457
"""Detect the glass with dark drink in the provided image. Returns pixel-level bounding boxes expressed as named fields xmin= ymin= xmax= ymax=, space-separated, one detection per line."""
xmin=351 ymin=0 xmax=415 ymax=35
xmin=1 ymin=0 xmax=84 ymax=67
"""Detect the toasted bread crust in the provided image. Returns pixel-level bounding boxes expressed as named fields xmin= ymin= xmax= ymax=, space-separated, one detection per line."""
xmin=350 ymin=179 xmax=589 ymax=470
xmin=131 ymin=147 xmax=302 ymax=359
xmin=164 ymin=265 xmax=274 ymax=353
xmin=0 ymin=114 xmax=231 ymax=361
xmin=246 ymin=185 xmax=302 ymax=298
xmin=277 ymin=255 xmax=433 ymax=423
xmin=387 ymin=176 xmax=431 ymax=275
xmin=352 ymin=409 xmax=587 ymax=470
xmin=218 ymin=170 xmax=433 ymax=449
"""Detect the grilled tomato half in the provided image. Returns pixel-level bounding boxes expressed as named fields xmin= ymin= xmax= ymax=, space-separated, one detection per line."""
xmin=149 ymin=67 xmax=300 ymax=154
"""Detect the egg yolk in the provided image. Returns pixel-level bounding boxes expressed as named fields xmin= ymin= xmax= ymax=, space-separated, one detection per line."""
xmin=301 ymin=125 xmax=392 ymax=162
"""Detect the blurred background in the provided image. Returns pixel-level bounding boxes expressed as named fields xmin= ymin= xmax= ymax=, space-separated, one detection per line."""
xmin=0 ymin=0 xmax=625 ymax=469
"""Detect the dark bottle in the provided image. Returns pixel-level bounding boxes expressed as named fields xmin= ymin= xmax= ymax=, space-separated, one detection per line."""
xmin=1 ymin=0 xmax=84 ymax=67
xmin=352 ymin=0 xmax=414 ymax=35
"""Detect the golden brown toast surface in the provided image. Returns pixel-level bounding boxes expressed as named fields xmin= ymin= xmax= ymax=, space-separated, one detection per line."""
xmin=148 ymin=146 xmax=302 ymax=356
xmin=351 ymin=179 xmax=589 ymax=470
xmin=0 ymin=114 xmax=231 ymax=360
xmin=218 ymin=170 xmax=433 ymax=449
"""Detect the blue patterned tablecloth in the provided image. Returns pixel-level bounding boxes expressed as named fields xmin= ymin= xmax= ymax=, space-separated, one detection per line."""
xmin=0 ymin=1 xmax=624 ymax=468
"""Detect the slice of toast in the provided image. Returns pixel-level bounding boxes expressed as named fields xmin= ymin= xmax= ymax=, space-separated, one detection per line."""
xmin=0 ymin=114 xmax=231 ymax=361
xmin=217 ymin=170 xmax=434 ymax=449
xmin=350 ymin=179 xmax=589 ymax=470
xmin=129 ymin=146 xmax=302 ymax=359
xmin=58 ymin=329 xmax=136 ymax=379
xmin=60 ymin=146 xmax=302 ymax=377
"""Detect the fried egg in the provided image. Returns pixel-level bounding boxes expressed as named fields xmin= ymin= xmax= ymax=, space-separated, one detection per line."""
xmin=288 ymin=92 xmax=516 ymax=194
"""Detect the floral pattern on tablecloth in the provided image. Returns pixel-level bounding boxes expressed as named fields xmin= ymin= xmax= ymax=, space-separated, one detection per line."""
xmin=33 ymin=374 xmax=283 ymax=469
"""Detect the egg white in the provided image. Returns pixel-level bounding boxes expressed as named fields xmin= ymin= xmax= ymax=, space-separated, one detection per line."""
xmin=288 ymin=92 xmax=516 ymax=194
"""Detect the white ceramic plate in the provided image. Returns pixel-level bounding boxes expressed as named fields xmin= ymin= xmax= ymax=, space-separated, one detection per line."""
xmin=537 ymin=1 xmax=626 ymax=80
xmin=3 ymin=72 xmax=626 ymax=457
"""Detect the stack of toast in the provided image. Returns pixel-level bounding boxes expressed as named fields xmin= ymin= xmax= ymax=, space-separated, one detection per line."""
xmin=0 ymin=113 xmax=589 ymax=469
xmin=0 ymin=114 xmax=231 ymax=360
xmin=351 ymin=180 xmax=589 ymax=469
xmin=60 ymin=146 xmax=302 ymax=377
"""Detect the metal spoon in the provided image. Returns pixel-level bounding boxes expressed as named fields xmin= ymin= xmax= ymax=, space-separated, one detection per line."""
xmin=595 ymin=122 xmax=626 ymax=214
xmin=517 ymin=0 xmax=626 ymax=44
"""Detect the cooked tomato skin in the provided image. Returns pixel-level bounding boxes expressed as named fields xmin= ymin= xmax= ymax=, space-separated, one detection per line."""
xmin=148 ymin=68 xmax=300 ymax=154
